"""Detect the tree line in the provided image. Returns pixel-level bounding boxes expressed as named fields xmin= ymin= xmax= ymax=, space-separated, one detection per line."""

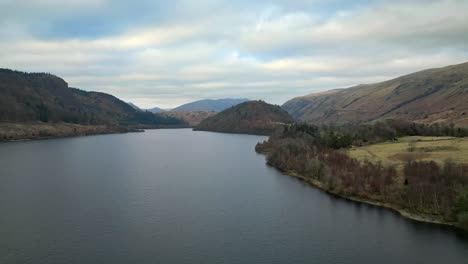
xmin=0 ymin=68 xmax=187 ymax=128
xmin=273 ymin=119 xmax=468 ymax=150
xmin=256 ymin=120 xmax=468 ymax=230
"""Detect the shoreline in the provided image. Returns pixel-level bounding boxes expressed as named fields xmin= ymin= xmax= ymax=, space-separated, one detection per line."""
xmin=284 ymin=170 xmax=457 ymax=227
xmin=256 ymin=151 xmax=461 ymax=230
xmin=1 ymin=127 xmax=462 ymax=231
xmin=193 ymin=128 xmax=271 ymax=136
xmin=0 ymin=122 xmax=194 ymax=143
xmin=0 ymin=122 xmax=141 ymax=143
xmin=0 ymin=129 xmax=138 ymax=143
xmin=0 ymin=130 xmax=138 ymax=143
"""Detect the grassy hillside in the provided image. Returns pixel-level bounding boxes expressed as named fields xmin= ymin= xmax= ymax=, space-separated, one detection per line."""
xmin=283 ymin=62 xmax=468 ymax=127
xmin=348 ymin=136 xmax=468 ymax=173
xmin=195 ymin=100 xmax=294 ymax=135
xmin=0 ymin=69 xmax=184 ymax=128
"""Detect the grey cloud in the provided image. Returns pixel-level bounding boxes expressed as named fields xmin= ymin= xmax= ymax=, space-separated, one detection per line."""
xmin=0 ymin=0 xmax=467 ymax=108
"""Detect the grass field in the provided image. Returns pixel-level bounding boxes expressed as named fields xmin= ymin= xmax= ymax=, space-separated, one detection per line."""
xmin=348 ymin=136 xmax=468 ymax=172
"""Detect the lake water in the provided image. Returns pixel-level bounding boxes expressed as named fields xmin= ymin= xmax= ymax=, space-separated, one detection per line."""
xmin=0 ymin=129 xmax=467 ymax=263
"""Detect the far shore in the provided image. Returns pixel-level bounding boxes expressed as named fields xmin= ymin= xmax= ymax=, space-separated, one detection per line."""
xmin=0 ymin=124 xmax=135 ymax=143
xmin=0 ymin=123 xmax=226 ymax=143
xmin=0 ymin=122 xmax=191 ymax=143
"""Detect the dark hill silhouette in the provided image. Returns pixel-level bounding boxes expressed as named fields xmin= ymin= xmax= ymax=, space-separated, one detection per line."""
xmin=195 ymin=100 xmax=294 ymax=135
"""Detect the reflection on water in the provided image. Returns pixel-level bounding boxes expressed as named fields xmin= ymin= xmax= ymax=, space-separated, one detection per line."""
xmin=0 ymin=129 xmax=467 ymax=264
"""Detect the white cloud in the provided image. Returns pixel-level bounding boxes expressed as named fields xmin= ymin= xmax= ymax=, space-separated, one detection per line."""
xmin=238 ymin=0 xmax=468 ymax=54
xmin=0 ymin=0 xmax=467 ymax=108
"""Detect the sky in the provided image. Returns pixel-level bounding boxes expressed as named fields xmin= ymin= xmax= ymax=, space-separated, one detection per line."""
xmin=1 ymin=0 xmax=468 ymax=108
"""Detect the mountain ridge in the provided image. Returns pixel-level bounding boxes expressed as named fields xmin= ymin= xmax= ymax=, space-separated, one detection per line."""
xmin=172 ymin=98 xmax=248 ymax=112
xmin=283 ymin=62 xmax=468 ymax=127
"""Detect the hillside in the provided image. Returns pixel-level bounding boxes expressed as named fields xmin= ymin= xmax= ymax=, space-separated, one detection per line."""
xmin=283 ymin=62 xmax=468 ymax=127
xmin=0 ymin=69 xmax=185 ymax=140
xmin=256 ymin=122 xmax=468 ymax=230
xmin=162 ymin=111 xmax=216 ymax=126
xmin=128 ymin=102 xmax=142 ymax=111
xmin=128 ymin=102 xmax=166 ymax=113
xmin=172 ymin=98 xmax=248 ymax=112
xmin=195 ymin=100 xmax=294 ymax=135
xmin=147 ymin=107 xmax=165 ymax=113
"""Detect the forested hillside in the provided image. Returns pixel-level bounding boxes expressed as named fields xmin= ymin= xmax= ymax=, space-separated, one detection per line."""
xmin=0 ymin=69 xmax=184 ymax=127
xmin=195 ymin=100 xmax=294 ymax=135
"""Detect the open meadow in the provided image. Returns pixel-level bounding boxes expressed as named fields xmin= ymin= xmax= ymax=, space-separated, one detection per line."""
xmin=348 ymin=136 xmax=468 ymax=172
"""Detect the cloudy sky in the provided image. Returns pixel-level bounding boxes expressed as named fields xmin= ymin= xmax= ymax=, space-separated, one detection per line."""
xmin=1 ymin=0 xmax=467 ymax=108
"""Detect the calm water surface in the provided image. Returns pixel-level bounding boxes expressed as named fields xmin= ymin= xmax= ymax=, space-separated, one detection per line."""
xmin=0 ymin=129 xmax=467 ymax=264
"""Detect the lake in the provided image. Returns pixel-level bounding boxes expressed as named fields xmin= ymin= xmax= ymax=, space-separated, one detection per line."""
xmin=0 ymin=129 xmax=467 ymax=263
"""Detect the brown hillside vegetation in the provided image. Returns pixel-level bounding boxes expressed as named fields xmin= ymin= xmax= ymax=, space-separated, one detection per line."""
xmin=283 ymin=62 xmax=468 ymax=127
xmin=0 ymin=122 xmax=135 ymax=141
xmin=195 ymin=100 xmax=294 ymax=135
xmin=256 ymin=122 xmax=468 ymax=230
xmin=161 ymin=111 xmax=216 ymax=126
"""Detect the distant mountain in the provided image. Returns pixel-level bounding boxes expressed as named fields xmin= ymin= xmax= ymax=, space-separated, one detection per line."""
xmin=127 ymin=103 xmax=166 ymax=113
xmin=162 ymin=111 xmax=216 ymax=126
xmin=283 ymin=62 xmax=468 ymax=127
xmin=128 ymin=102 xmax=142 ymax=111
xmin=195 ymin=100 xmax=294 ymax=135
xmin=0 ymin=69 xmax=185 ymax=128
xmin=172 ymin=98 xmax=248 ymax=112
xmin=147 ymin=107 xmax=165 ymax=113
